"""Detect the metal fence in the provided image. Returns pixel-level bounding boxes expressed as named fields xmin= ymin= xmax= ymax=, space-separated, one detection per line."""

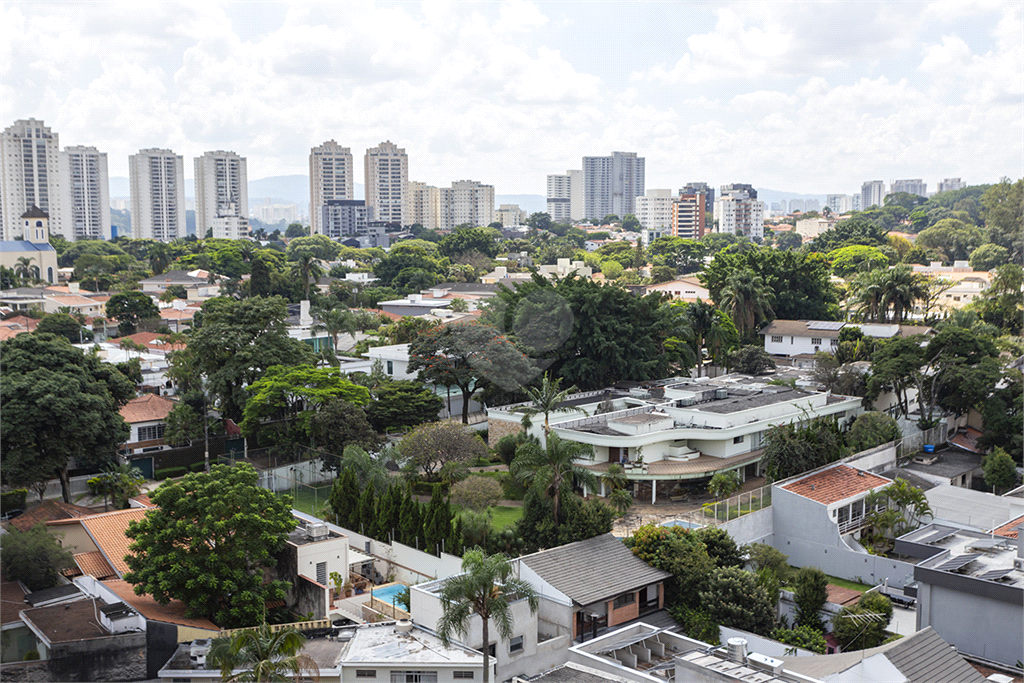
xmin=895 ymin=424 xmax=947 ymax=461
xmin=218 ymin=446 xmax=343 ymax=517
xmin=701 ymin=484 xmax=773 ymax=523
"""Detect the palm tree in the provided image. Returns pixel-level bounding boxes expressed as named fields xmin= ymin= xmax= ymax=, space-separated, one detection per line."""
xmin=13 ymin=256 xmax=35 ymax=281
xmin=880 ymin=265 xmax=928 ymax=323
xmin=519 ymin=373 xmax=585 ymax=439
xmin=148 ymin=243 xmax=170 ymax=275
xmin=311 ymin=306 xmax=358 ymax=354
xmin=290 ymin=250 xmax=324 ymax=300
xmin=208 ymin=623 xmax=319 ymax=683
xmin=601 ymin=463 xmax=633 ymax=515
xmin=850 ymin=269 xmax=886 ymax=322
xmin=436 ymin=549 xmax=539 ymax=683
xmin=511 ymin=433 xmax=597 ymax=523
xmin=682 ymin=300 xmax=733 ymax=377
xmin=239 ymin=241 xmax=256 ymax=263
xmin=718 ymin=269 xmax=774 ymax=340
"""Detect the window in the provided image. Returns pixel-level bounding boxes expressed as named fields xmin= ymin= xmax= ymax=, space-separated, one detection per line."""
xmin=771 ymin=335 xmax=783 ymax=343
xmin=357 ymin=671 xmax=377 ymax=678
xmin=137 ymin=424 xmax=165 ymax=442
xmin=487 ymin=644 xmax=496 ymax=657
xmin=733 ymin=435 xmax=744 ymax=444
xmin=391 ymin=673 xmax=437 ymax=683
xmin=831 ymin=338 xmax=839 ymax=347
xmin=316 ymin=562 xmax=327 ymax=585
xmin=811 ymin=337 xmax=822 ymax=346
xmin=613 ymin=593 xmax=635 ymax=609
xmin=509 ymin=635 xmax=524 ymax=653
xmin=387 ymin=360 xmax=394 ymax=375
xmin=453 ymin=673 xmax=474 ymax=680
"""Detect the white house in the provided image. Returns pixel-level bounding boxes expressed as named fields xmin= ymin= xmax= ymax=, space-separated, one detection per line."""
xmin=487 ymin=374 xmax=864 ymax=503
xmin=760 ymin=320 xmax=933 ymax=358
xmin=118 ymin=394 xmax=176 ymax=455
xmin=644 ymin=277 xmax=709 ymax=302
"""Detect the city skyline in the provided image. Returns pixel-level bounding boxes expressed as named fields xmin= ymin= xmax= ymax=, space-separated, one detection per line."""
xmin=2 ymin=1 xmax=1020 ymax=196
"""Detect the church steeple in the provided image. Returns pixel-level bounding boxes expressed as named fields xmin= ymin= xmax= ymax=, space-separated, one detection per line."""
xmin=21 ymin=205 xmax=49 ymax=244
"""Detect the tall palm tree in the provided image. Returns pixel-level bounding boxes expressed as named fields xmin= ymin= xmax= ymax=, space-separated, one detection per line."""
xmin=148 ymin=243 xmax=170 ymax=275
xmin=718 ymin=269 xmax=774 ymax=340
xmin=436 ymin=549 xmax=539 ymax=683
xmin=601 ymin=463 xmax=633 ymax=515
xmin=519 ymin=373 xmax=585 ymax=439
xmin=682 ymin=300 xmax=733 ymax=377
xmin=311 ymin=306 xmax=358 ymax=354
xmin=511 ymin=433 xmax=598 ymax=522
xmin=13 ymin=256 xmax=35 ymax=281
xmin=208 ymin=623 xmax=319 ymax=683
xmin=850 ymin=269 xmax=886 ymax=322
xmin=290 ymin=250 xmax=324 ymax=300
xmin=880 ymin=265 xmax=928 ymax=323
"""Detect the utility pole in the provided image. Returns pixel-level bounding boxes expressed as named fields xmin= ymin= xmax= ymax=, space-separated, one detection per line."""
xmin=203 ymin=379 xmax=210 ymax=473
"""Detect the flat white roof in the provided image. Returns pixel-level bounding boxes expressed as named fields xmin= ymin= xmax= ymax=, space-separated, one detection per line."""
xmin=342 ymin=623 xmax=484 ymax=665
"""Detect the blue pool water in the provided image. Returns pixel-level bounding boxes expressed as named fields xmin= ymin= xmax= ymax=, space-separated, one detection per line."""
xmin=660 ymin=519 xmax=702 ymax=529
xmin=371 ymin=583 xmax=407 ymax=605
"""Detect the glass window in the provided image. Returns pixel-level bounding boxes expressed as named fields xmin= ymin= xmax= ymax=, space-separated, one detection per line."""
xmin=811 ymin=337 xmax=822 ymax=345
xmin=387 ymin=360 xmax=394 ymax=375
xmin=613 ymin=593 xmax=635 ymax=608
xmin=356 ymin=671 xmax=376 ymax=678
xmin=391 ymin=673 xmax=437 ymax=683
xmin=509 ymin=636 xmax=524 ymax=653
xmin=453 ymin=673 xmax=474 ymax=680
xmin=733 ymin=435 xmax=744 ymax=444
xmin=771 ymin=335 xmax=783 ymax=343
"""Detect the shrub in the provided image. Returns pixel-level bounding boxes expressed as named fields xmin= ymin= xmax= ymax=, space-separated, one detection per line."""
xmin=495 ymin=435 xmax=519 ymax=465
xmin=669 ymin=605 xmax=720 ymax=644
xmin=450 ymin=476 xmax=503 ymax=511
xmin=154 ymin=466 xmax=187 ymax=480
xmin=793 ymin=567 xmax=829 ymax=632
xmin=699 ymin=566 xmax=776 ymax=636
xmin=189 ymin=461 xmax=208 ymax=472
xmin=23 ymin=650 xmax=40 ymax=661
xmin=847 ymin=412 xmax=901 ymax=452
xmin=771 ymin=625 xmax=827 ymax=654
xmin=497 ymin=472 xmax=527 ymax=501
xmin=1 ymin=489 xmax=28 ymax=512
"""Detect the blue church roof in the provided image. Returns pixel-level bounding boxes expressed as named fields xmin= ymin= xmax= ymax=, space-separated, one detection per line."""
xmin=0 ymin=241 xmax=56 ymax=253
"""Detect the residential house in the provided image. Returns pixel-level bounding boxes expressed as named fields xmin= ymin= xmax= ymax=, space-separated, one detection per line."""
xmin=158 ymin=622 xmax=493 ymax=683
xmin=0 ymin=581 xmax=31 ymax=663
xmin=46 ymin=507 xmax=150 ymax=579
xmin=488 ymin=375 xmax=863 ymax=502
xmin=158 ymin=299 xmax=200 ymax=332
xmin=378 ymin=293 xmax=453 ymax=317
xmin=119 ymin=393 xmax=177 ymax=459
xmin=40 ymin=293 xmax=105 ymax=317
xmin=9 ymin=499 xmax=94 ymax=532
xmin=760 ymin=319 xmax=933 ymax=358
xmin=0 ymin=314 xmax=39 ymax=341
xmin=88 ymin=338 xmax=177 ymax=395
xmin=643 ymin=277 xmax=709 ymax=302
xmin=276 ymin=519 xmax=352 ymax=621
xmin=286 ymin=300 xmax=334 ymax=355
xmin=139 ymin=270 xmax=219 ymax=300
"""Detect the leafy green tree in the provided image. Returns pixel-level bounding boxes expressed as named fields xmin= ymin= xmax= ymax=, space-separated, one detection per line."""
xmin=397 ymin=421 xmax=488 ymax=481
xmin=1 ymin=334 xmax=134 ymax=502
xmin=451 ymin=476 xmax=503 ymax=511
xmin=621 ymin=213 xmax=640 ymax=231
xmin=972 ymin=263 xmax=1023 ymax=335
xmin=173 ymin=297 xmax=317 ymax=420
xmin=106 ymin=291 xmax=160 ymax=335
xmin=511 ymin=433 xmax=597 ymax=523
xmin=980 ymin=177 xmax=1023 ymax=262
xmin=793 ymin=567 xmax=829 ymax=632
xmin=915 ymin=218 xmax=987 ymax=262
xmin=284 ymin=222 xmax=308 ymax=238
xmin=436 ymin=550 xmax=540 ymax=683
xmin=978 ymin=370 xmax=1022 ymax=461
xmin=760 ymin=419 xmax=847 ymax=482
xmin=0 ymin=525 xmax=75 ymax=591
xmin=124 ymin=464 xmax=297 ymax=628
xmin=771 ymin=625 xmax=827 ymax=653
xmin=88 ymin=463 xmax=146 ymax=511
xmin=728 ymin=345 xmax=776 ymax=375
xmin=209 ymin=623 xmax=319 ymax=683
xmin=35 ymin=312 xmax=92 ymax=343
xmin=846 ymin=412 xmax=901 ymax=452
xmin=700 ymin=567 xmax=776 ymax=636
xmin=307 ymin=399 xmax=383 ymax=460
xmin=525 ymin=212 xmax=553 ymax=232
xmin=693 ymin=527 xmax=744 ymax=569
xmin=983 ymin=448 xmax=1018 ymax=493
xmin=439 ymin=228 xmax=500 ymax=259
xmin=164 ymin=402 xmax=204 ymax=446
xmin=373 ymin=249 xmax=446 ymax=286
xmin=364 ymin=380 xmax=443 ymax=432
xmin=408 ymin=322 xmax=534 ymax=423
xmin=628 ymin=524 xmax=716 ymax=608
xmin=670 ymin=300 xmax=738 ymax=377
xmin=832 ymin=592 xmax=893 ymax=651
xmin=600 ymin=259 xmax=624 ymax=279
xmin=744 ymin=543 xmax=793 ymax=584
xmin=968 ymin=243 xmax=1010 ymax=271
xmin=329 ymin=468 xmax=361 ymax=528
xmin=828 ymin=245 xmax=890 ymax=277
xmin=285 ymin=234 xmax=342 ymax=261
xmin=648 ymin=236 xmax=705 ymax=274
xmin=806 ymin=217 xmax=889 ymax=253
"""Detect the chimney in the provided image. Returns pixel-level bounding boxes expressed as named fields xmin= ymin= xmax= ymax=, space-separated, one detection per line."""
xmin=69 ymin=282 xmax=80 ymax=294
xmin=300 ymin=300 xmax=312 ymax=326
xmin=408 ymin=294 xmax=422 ymax=303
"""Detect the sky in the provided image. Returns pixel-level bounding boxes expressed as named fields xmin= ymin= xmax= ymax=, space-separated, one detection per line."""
xmin=2 ymin=0 xmax=1021 ymax=196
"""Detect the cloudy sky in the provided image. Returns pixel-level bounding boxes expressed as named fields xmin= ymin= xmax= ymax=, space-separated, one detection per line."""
xmin=2 ymin=1 xmax=1021 ymax=195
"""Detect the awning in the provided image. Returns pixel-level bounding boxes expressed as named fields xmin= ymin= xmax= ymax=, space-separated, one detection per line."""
xmin=349 ymin=548 xmax=374 ymax=566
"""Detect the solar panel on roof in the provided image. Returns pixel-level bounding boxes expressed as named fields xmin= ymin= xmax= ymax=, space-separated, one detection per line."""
xmin=967 ymin=538 xmax=1010 ymax=551
xmin=919 ymin=529 xmax=957 ymax=545
xmin=935 ymin=553 xmax=982 ymax=573
xmin=807 ymin=321 xmax=846 ymax=330
xmin=978 ymin=568 xmax=1014 ymax=581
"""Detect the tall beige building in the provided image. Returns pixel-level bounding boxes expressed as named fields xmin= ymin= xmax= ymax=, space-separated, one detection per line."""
xmin=406 ymin=181 xmax=441 ymax=230
xmin=309 ymin=141 xmax=353 ymax=235
xmin=0 ymin=119 xmax=63 ymax=241
xmin=364 ymin=141 xmax=408 ymax=226
xmin=194 ymin=150 xmax=248 ymax=239
xmin=129 ymin=148 xmax=186 ymax=242
xmin=59 ymin=146 xmax=110 ymax=241
xmin=440 ymin=180 xmax=494 ymax=230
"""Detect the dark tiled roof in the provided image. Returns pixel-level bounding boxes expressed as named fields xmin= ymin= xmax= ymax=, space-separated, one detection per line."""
xmin=885 ymin=626 xmax=986 ymax=683
xmin=529 ymin=664 xmax=625 ymax=683
xmin=520 ymin=533 xmax=671 ymax=607
xmin=21 ymin=206 xmax=48 ymax=218
xmin=0 ymin=241 xmax=56 ymax=253
xmin=21 ymin=599 xmax=110 ymax=643
xmin=24 ymin=584 xmax=81 ymax=607
xmin=1 ymin=582 xmax=28 ymax=625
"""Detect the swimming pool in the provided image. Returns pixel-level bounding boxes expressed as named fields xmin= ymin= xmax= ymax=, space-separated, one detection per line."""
xmin=371 ymin=583 xmax=407 ymax=606
xmin=660 ymin=519 xmax=702 ymax=529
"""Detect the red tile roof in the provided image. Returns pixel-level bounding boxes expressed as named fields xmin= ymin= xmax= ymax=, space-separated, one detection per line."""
xmin=119 ymin=393 xmax=176 ymax=424
xmin=10 ymin=500 xmax=96 ymax=532
xmin=78 ymin=508 xmax=150 ymax=577
xmin=0 ymin=315 xmax=40 ymax=331
xmin=74 ymin=551 xmax=117 ymax=580
xmin=102 ymin=580 xmax=219 ymax=631
xmin=783 ymin=465 xmax=891 ymax=505
xmin=118 ymin=331 xmax=186 ymax=353
xmin=991 ymin=514 xmax=1024 ymax=539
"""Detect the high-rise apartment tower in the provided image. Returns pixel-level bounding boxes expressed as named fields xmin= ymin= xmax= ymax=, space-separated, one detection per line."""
xmin=129 ymin=148 xmax=186 ymax=242
xmin=364 ymin=141 xmax=408 ymax=226
xmin=194 ymin=150 xmax=248 ymax=239
xmin=0 ymin=119 xmax=63 ymax=240
xmin=309 ymin=141 xmax=354 ymax=235
xmin=58 ymin=146 xmax=110 ymax=241
xmin=583 ymin=152 xmax=645 ymax=220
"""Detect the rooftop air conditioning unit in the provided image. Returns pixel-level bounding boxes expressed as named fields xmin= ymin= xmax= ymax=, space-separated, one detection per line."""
xmin=679 ymin=397 xmax=695 ymax=406
xmin=715 ymin=389 xmax=729 ymax=399
xmin=747 ymin=652 xmax=784 ymax=676
xmin=307 ymin=522 xmax=330 ymax=540
xmin=629 ymin=388 xmax=651 ymax=399
xmin=190 ymin=639 xmax=212 ymax=667
xmin=1014 ymin=558 xmax=1024 ymax=571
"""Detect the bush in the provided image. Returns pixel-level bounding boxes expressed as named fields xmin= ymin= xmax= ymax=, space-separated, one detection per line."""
xmin=1 ymin=489 xmax=28 ymax=511
xmin=497 ymin=472 xmax=527 ymax=501
xmin=495 ymin=435 xmax=519 ymax=466
xmin=793 ymin=567 xmax=829 ymax=632
xmin=154 ymin=466 xmax=187 ymax=480
xmin=771 ymin=625 xmax=827 ymax=654
xmin=450 ymin=477 xmax=503 ymax=511
xmin=23 ymin=650 xmax=39 ymax=661
xmin=189 ymin=461 xmax=208 ymax=472
xmin=669 ymin=605 xmax=720 ymax=644
xmin=729 ymin=345 xmax=777 ymax=375
xmin=847 ymin=412 xmax=901 ymax=452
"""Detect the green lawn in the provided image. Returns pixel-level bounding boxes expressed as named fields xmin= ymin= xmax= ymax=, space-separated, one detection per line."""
xmin=824 ymin=574 xmax=874 ymax=592
xmin=451 ymin=503 xmax=524 ymax=531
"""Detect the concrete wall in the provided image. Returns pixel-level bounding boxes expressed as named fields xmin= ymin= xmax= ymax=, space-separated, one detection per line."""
xmin=719 ymin=626 xmax=816 ymax=658
xmin=916 ymin=574 xmax=1023 ymax=668
xmin=295 ymin=535 xmax=349 ymax=588
xmin=1 ymin=631 xmax=147 ymax=682
xmin=339 ymin=662 xmax=492 ymax=683
xmin=294 ymin=575 xmax=330 ymax=620
xmin=772 ymin=487 xmax=916 ymax=587
xmin=845 ymin=443 xmax=897 ymax=473
xmin=49 ymin=522 xmax=98 ymax=555
xmin=717 ymin=506 xmax=773 ymax=546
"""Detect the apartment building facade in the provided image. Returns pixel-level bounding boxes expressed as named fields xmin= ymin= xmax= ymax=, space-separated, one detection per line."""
xmin=58 ymin=146 xmax=110 ymax=241
xmin=634 ymin=189 xmax=673 ymax=233
xmin=129 ymin=149 xmax=186 ymax=242
xmin=861 ymin=180 xmax=886 ymax=210
xmin=440 ymin=180 xmax=494 ymax=229
xmin=405 ymin=180 xmax=441 ymax=230
xmin=320 ymin=199 xmax=370 ymax=239
xmin=583 ymin=152 xmax=644 ymax=220
xmin=714 ymin=184 xmax=764 ymax=239
xmin=194 ymin=150 xmax=248 ymax=239
xmin=1 ymin=119 xmax=63 ymax=241
xmin=546 ymin=170 xmax=583 ymax=223
xmin=309 ymin=140 xmax=354 ymax=235
xmin=671 ymin=191 xmax=707 ymax=240
xmin=890 ymin=178 xmax=927 ymax=197
xmin=937 ymin=178 xmax=965 ymax=193
xmin=364 ymin=141 xmax=408 ymax=226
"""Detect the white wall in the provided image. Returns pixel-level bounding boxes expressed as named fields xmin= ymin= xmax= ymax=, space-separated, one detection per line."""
xmin=765 ymin=334 xmax=839 ymax=357
xmin=296 ymin=536 xmax=350 ymax=588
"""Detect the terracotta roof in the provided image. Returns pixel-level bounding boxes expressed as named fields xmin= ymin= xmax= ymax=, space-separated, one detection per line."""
xmin=10 ymin=500 xmax=96 ymax=532
xmin=102 ymin=580 xmax=219 ymax=631
xmin=1 ymin=581 xmax=28 ymax=625
xmin=991 ymin=514 xmax=1024 ymax=539
xmin=159 ymin=307 xmax=195 ymax=320
xmin=78 ymin=508 xmax=150 ymax=577
xmin=783 ymin=465 xmax=891 ymax=505
xmin=826 ymin=584 xmax=862 ymax=606
xmin=45 ymin=294 xmax=102 ymax=307
xmin=0 ymin=326 xmax=27 ymax=341
xmin=119 ymin=331 xmax=186 ymax=352
xmin=74 ymin=551 xmax=117 ymax=580
xmin=0 ymin=315 xmax=40 ymax=331
xmin=119 ymin=394 xmax=176 ymax=424
xmin=129 ymin=494 xmax=155 ymax=509
xmin=949 ymin=426 xmax=983 ymax=454
xmin=365 ymin=308 xmax=402 ymax=321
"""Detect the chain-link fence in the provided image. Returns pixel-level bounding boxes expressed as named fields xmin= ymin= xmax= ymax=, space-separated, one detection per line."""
xmin=895 ymin=424 xmax=947 ymax=462
xmin=218 ymin=445 xmax=346 ymax=516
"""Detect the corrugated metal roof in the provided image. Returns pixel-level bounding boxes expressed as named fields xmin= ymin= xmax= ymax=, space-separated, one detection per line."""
xmin=520 ymin=533 xmax=671 ymax=607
